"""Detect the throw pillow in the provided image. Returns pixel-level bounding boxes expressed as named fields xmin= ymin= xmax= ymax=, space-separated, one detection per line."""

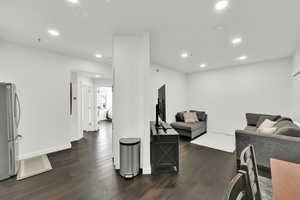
xmin=258 ymin=119 xmax=277 ymax=129
xmin=183 ymin=112 xmax=198 ymax=123
xmin=256 ymin=115 xmax=281 ymax=127
xmin=175 ymin=112 xmax=186 ymax=122
xmin=256 ymin=127 xmax=277 ymax=134
xmin=190 ymin=110 xmax=206 ymax=121
xmin=246 ymin=113 xmax=281 ymax=126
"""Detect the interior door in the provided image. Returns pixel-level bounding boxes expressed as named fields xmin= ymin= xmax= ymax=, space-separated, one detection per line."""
xmin=81 ymin=85 xmax=94 ymax=131
xmin=87 ymin=86 xmax=93 ymax=130
xmin=81 ymin=85 xmax=87 ymax=131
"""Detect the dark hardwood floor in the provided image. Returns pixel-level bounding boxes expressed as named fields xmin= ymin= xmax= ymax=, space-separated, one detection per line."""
xmin=0 ymin=122 xmax=236 ymax=200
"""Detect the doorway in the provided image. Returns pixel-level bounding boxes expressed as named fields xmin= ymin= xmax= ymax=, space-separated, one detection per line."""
xmin=96 ymin=87 xmax=113 ymax=127
xmin=70 ymin=72 xmax=113 ymax=160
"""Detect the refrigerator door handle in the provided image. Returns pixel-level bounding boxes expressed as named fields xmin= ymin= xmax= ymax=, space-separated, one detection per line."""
xmin=15 ymin=94 xmax=21 ymax=129
xmin=8 ymin=142 xmax=15 ymax=176
xmin=15 ymin=134 xmax=23 ymax=141
xmin=8 ymin=135 xmax=22 ymax=142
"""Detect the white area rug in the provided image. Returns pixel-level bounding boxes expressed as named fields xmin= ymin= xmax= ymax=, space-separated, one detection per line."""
xmin=191 ymin=132 xmax=236 ymax=153
xmin=17 ymin=155 xmax=52 ymax=180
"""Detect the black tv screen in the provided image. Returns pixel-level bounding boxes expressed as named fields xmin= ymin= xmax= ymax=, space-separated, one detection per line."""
xmin=158 ymin=85 xmax=166 ymax=122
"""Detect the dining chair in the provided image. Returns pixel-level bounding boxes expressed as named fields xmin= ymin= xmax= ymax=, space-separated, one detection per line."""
xmin=224 ymin=170 xmax=250 ymax=200
xmin=240 ymin=145 xmax=262 ymax=200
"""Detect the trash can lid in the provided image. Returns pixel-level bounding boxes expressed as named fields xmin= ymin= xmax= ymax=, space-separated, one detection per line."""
xmin=119 ymin=138 xmax=141 ymax=145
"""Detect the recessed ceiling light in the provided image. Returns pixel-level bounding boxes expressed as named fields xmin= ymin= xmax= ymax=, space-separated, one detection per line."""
xmin=237 ymin=55 xmax=248 ymax=60
xmin=47 ymin=29 xmax=60 ymax=37
xmin=67 ymin=0 xmax=79 ymax=4
xmin=95 ymin=74 xmax=101 ymax=78
xmin=213 ymin=25 xmax=225 ymax=31
xmin=95 ymin=54 xmax=103 ymax=58
xmin=181 ymin=52 xmax=190 ymax=59
xmin=200 ymin=63 xmax=207 ymax=68
xmin=215 ymin=0 xmax=229 ymax=11
xmin=232 ymin=37 xmax=242 ymax=45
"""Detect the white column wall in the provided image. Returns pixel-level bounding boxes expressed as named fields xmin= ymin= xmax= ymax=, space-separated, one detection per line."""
xmin=292 ymin=48 xmax=300 ymax=123
xmin=112 ymin=33 xmax=151 ymax=174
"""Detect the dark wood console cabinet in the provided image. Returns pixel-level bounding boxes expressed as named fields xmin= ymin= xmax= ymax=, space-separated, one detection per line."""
xmin=150 ymin=121 xmax=179 ymax=173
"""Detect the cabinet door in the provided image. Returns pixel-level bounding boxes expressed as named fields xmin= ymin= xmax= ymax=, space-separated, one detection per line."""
xmin=155 ymin=141 xmax=177 ymax=166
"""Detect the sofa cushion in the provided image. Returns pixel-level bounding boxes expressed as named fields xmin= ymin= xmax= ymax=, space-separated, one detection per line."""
xmin=175 ymin=111 xmax=186 ymax=122
xmin=244 ymin=126 xmax=257 ymax=132
xmin=246 ymin=113 xmax=281 ymax=126
xmin=276 ymin=117 xmax=293 ymax=124
xmin=171 ymin=121 xmax=205 ymax=131
xmin=276 ymin=127 xmax=300 ymax=138
xmin=256 ymin=127 xmax=277 ymax=134
xmin=183 ymin=112 xmax=198 ymax=123
xmin=257 ymin=119 xmax=277 ymax=129
xmin=275 ymin=120 xmax=297 ymax=129
xmin=190 ymin=110 xmax=206 ymax=121
xmin=256 ymin=116 xmax=281 ymax=127
xmin=273 ymin=120 xmax=299 ymax=136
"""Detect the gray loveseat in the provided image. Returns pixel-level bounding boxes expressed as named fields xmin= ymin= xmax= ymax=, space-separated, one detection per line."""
xmin=171 ymin=110 xmax=207 ymax=139
xmin=236 ymin=113 xmax=300 ymax=169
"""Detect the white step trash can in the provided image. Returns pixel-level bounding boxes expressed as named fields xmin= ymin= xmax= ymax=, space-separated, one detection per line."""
xmin=119 ymin=138 xmax=140 ymax=178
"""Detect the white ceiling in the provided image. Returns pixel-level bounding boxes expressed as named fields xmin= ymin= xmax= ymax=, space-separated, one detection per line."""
xmin=1 ymin=0 xmax=300 ymax=73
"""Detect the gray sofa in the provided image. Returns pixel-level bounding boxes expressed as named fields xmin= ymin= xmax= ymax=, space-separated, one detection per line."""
xmin=171 ymin=110 xmax=207 ymax=139
xmin=236 ymin=113 xmax=300 ymax=169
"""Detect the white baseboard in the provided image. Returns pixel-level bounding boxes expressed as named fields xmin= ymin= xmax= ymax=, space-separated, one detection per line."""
xmin=207 ymin=130 xmax=234 ymax=135
xmin=19 ymin=143 xmax=72 ymax=160
xmin=71 ymin=135 xmax=83 ymax=142
xmin=114 ymin=162 xmax=120 ymax=170
xmin=142 ymin=167 xmax=152 ymax=175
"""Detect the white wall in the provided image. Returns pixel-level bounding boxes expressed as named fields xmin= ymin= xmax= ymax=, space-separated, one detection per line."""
xmin=94 ymin=78 xmax=113 ymax=87
xmin=94 ymin=67 xmax=187 ymax=124
xmin=292 ymin=75 xmax=300 ymax=123
xmin=77 ymin=75 xmax=94 ymax=86
xmin=292 ymin=48 xmax=300 ymax=122
xmin=150 ymin=65 xmax=187 ymax=123
xmin=187 ymin=58 xmax=293 ymax=134
xmin=293 ymin=47 xmax=300 ymax=75
xmin=0 ymin=41 xmax=112 ymax=159
xmin=113 ymin=34 xmax=151 ymax=173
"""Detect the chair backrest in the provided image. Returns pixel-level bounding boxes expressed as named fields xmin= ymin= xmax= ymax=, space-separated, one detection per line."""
xmin=240 ymin=145 xmax=262 ymax=200
xmin=224 ymin=171 xmax=249 ymax=200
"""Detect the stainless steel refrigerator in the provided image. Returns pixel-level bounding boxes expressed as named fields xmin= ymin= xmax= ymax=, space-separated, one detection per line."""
xmin=0 ymin=83 xmax=22 ymax=180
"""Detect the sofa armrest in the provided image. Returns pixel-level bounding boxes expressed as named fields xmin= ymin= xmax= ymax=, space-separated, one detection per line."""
xmin=203 ymin=114 xmax=207 ymax=122
xmin=235 ymin=130 xmax=300 ymax=168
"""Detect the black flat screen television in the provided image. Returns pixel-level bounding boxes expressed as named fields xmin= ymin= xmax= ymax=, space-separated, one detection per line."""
xmin=156 ymin=85 xmax=166 ymax=127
